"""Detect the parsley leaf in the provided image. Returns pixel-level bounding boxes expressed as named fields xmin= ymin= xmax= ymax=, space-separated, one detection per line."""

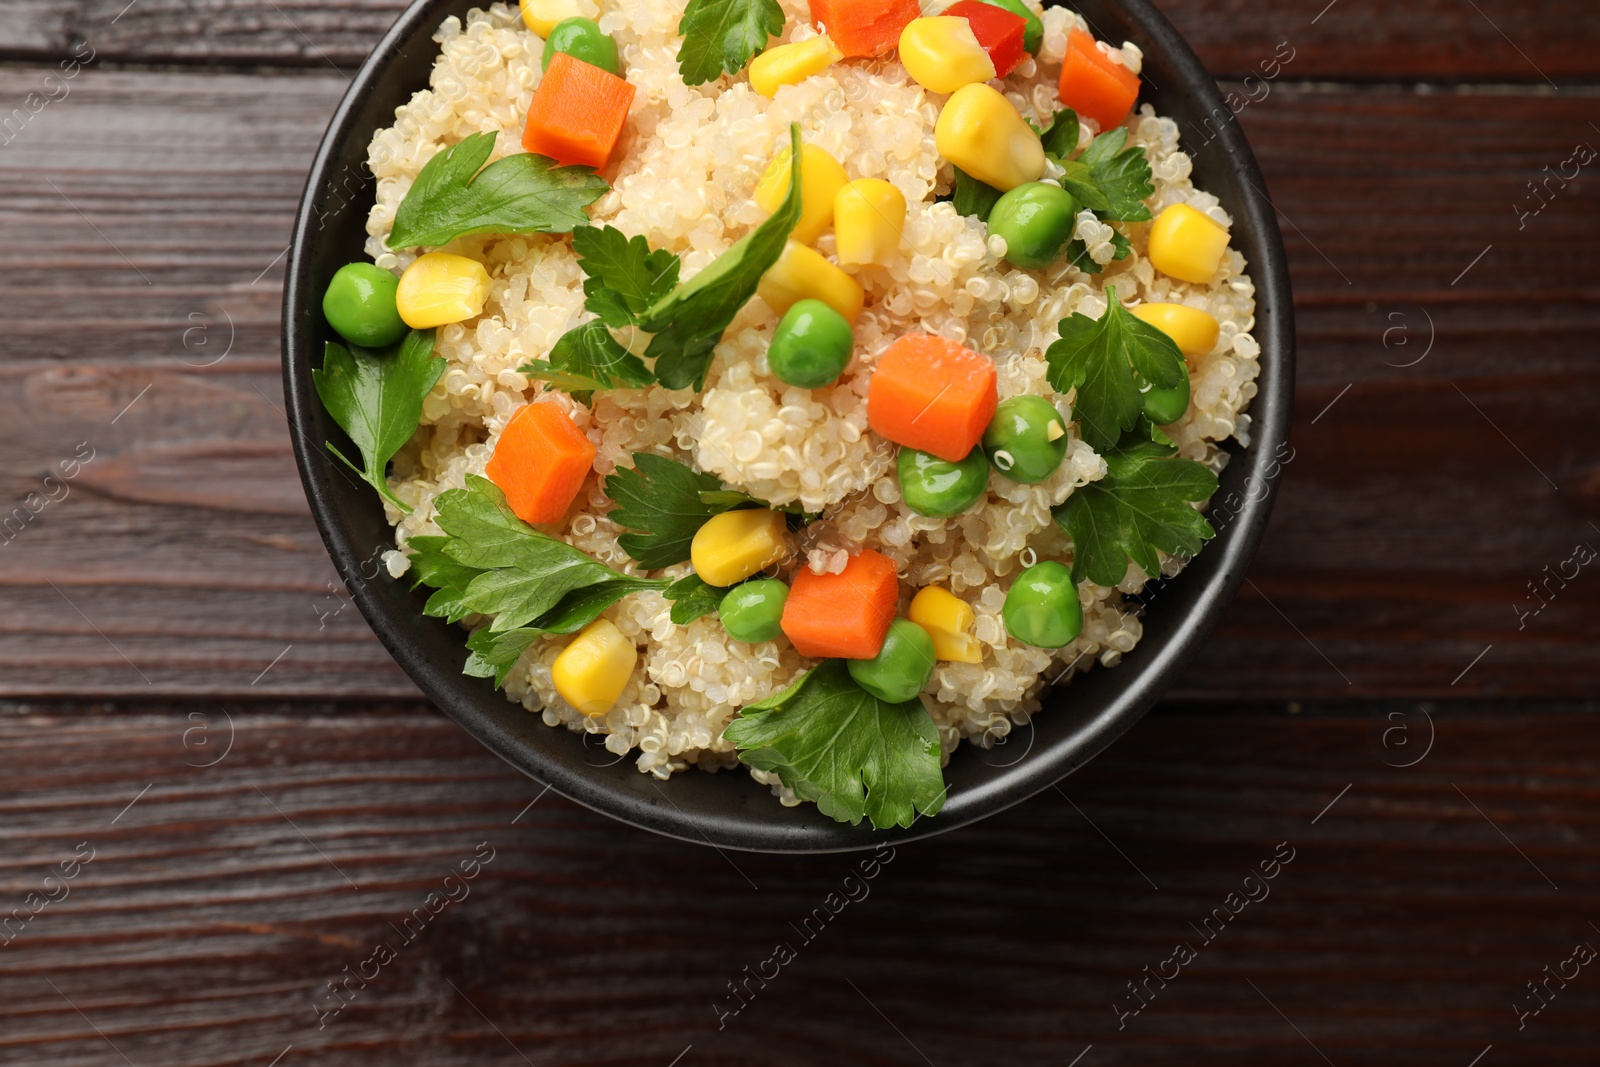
xmin=434 ymin=474 xmax=637 ymax=631
xmin=638 ymin=124 xmax=803 ymax=391
xmin=1052 ymin=432 xmax=1218 ymax=587
xmin=604 ymin=453 xmax=727 ymax=569
xmin=697 ymin=489 xmax=814 ymax=520
xmin=952 ymin=167 xmax=1004 ymax=222
xmin=312 ymin=329 xmax=445 ymax=513
xmin=573 ymin=225 xmax=681 ymax=328
xmin=676 ymin=0 xmax=784 ymax=86
xmin=1057 ymin=159 xmax=1112 ymax=214
xmin=1040 ymin=108 xmax=1080 ymax=158
xmin=725 ymin=660 xmax=947 ymax=829
xmin=664 ymin=574 xmax=722 ymax=624
xmin=520 ymin=320 xmax=654 ymax=403
xmin=388 ymin=131 xmax=608 ymax=249
xmin=605 ymin=453 xmax=800 ymax=570
xmin=407 ymin=534 xmax=485 ymax=622
xmin=1075 ymin=127 xmax=1154 ymax=222
xmin=1044 ymin=286 xmax=1186 ymax=452
xmin=464 ymin=627 xmax=543 ymax=685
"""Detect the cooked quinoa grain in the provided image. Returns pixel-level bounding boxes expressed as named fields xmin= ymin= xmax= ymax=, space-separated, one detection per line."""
xmin=362 ymin=0 xmax=1259 ymax=801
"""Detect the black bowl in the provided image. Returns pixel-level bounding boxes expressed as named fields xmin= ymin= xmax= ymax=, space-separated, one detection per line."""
xmin=282 ymin=0 xmax=1295 ymax=853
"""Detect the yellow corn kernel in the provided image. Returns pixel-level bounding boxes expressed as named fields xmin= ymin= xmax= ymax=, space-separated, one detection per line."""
xmin=834 ymin=179 xmax=907 ymax=267
xmin=1131 ymin=302 xmax=1220 ymax=356
xmin=749 ymin=35 xmax=843 ymax=98
xmin=551 ymin=619 xmax=637 ymax=717
xmin=757 ymin=241 xmax=865 ymax=323
xmin=1147 ymin=203 xmax=1231 ymax=285
xmin=909 ymin=586 xmax=982 ymax=663
xmin=520 ymin=0 xmax=597 ymax=37
xmin=934 ymin=83 xmax=1045 ymax=192
xmin=691 ymin=509 xmax=790 ymax=588
xmin=395 ymin=252 xmax=492 ymax=329
xmin=755 ymin=143 xmax=850 ymax=246
xmin=899 ymin=17 xmax=996 ymax=95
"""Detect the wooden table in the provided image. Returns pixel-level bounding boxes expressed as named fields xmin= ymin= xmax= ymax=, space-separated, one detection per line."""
xmin=3 ymin=1 xmax=1597 ymax=1062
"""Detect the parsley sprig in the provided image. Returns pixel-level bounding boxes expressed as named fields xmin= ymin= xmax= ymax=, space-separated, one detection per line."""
xmin=406 ymin=475 xmax=669 ymax=681
xmin=676 ymin=0 xmax=784 ymax=86
xmin=605 ymin=452 xmax=802 ymax=570
xmin=1044 ymin=285 xmax=1186 ymax=453
xmin=725 ymin=660 xmax=948 ymax=830
xmin=311 ymin=329 xmax=445 ymax=513
xmin=388 ymin=131 xmax=608 ymax=249
xmin=1052 ymin=426 xmax=1218 ymax=587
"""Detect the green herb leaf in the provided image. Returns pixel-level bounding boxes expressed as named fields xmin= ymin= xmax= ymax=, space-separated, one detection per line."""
xmin=1062 ymin=238 xmax=1102 ymax=275
xmin=535 ymin=576 xmax=668 ymax=633
xmin=951 ymin=167 xmax=1004 ymax=222
xmin=312 ymin=329 xmax=445 ymax=513
xmin=697 ymin=489 xmax=814 ymax=520
xmin=573 ymin=225 xmax=682 ymax=328
xmin=605 ymin=453 xmax=727 ymax=569
xmin=725 ymin=660 xmax=947 ymax=829
xmin=639 ymin=124 xmax=803 ymax=391
xmin=464 ymin=626 xmax=543 ymax=685
xmin=520 ymin=320 xmax=654 ymax=404
xmin=1058 ymin=159 xmax=1112 ymax=214
xmin=408 ymin=534 xmax=487 ymax=622
xmin=434 ymin=474 xmax=630 ymax=631
xmin=388 ymin=131 xmax=609 ymax=249
xmin=664 ymin=574 xmax=722 ymax=624
xmin=1109 ymin=229 xmax=1133 ymax=261
xmin=1044 ymin=285 xmax=1186 ymax=452
xmin=1040 ymin=108 xmax=1080 ymax=158
xmin=1075 ymin=127 xmax=1154 ymax=222
xmin=676 ymin=0 xmax=784 ymax=86
xmin=1052 ymin=432 xmax=1218 ymax=587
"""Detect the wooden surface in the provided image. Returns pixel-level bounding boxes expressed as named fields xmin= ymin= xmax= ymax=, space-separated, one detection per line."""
xmin=1 ymin=0 xmax=1598 ymax=1062
xmin=4 ymin=706 xmax=1600 ymax=1065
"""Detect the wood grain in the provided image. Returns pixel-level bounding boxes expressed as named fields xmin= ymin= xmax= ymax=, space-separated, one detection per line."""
xmin=2 ymin=707 xmax=1598 ymax=1066
xmin=1 ymin=67 xmax=1597 ymax=699
xmin=3 ymin=0 xmax=1597 ymax=82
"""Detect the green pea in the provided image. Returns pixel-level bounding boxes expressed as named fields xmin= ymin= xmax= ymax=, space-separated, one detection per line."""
xmin=719 ymin=579 xmax=789 ymax=642
xmin=982 ymin=395 xmax=1068 ymax=483
xmin=540 ymin=17 xmax=620 ymax=75
xmin=897 ymin=446 xmax=989 ymax=518
xmin=987 ymin=183 xmax=1078 ymax=270
xmin=767 ymin=299 xmax=853 ymax=388
xmin=1003 ymin=561 xmax=1083 ymax=648
xmin=322 ymin=262 xmax=406 ymax=348
xmin=1141 ymin=364 xmax=1192 ymax=424
xmin=848 ymin=619 xmax=936 ymax=703
xmin=976 ymin=0 xmax=1043 ymax=53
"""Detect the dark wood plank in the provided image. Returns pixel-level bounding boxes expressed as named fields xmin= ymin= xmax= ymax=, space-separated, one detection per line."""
xmin=3 ymin=0 xmax=1597 ymax=82
xmin=2 ymin=68 xmax=1597 ymax=699
xmin=2 ymin=706 xmax=1599 ymax=1064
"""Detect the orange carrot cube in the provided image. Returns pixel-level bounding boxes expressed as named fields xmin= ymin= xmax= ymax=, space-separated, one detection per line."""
xmin=782 ymin=549 xmax=901 ymax=659
xmin=485 ymin=401 xmax=597 ymax=526
xmin=522 ymin=52 xmax=635 ymax=171
xmin=809 ymin=0 xmax=921 ymax=57
xmin=1059 ymin=28 xmax=1140 ymax=132
xmin=867 ymin=334 xmax=998 ymax=463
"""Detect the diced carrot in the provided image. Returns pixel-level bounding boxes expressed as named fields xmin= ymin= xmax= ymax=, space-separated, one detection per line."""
xmin=522 ymin=52 xmax=636 ymax=171
xmin=1058 ymin=28 xmax=1140 ymax=132
xmin=809 ymin=0 xmax=920 ymax=57
xmin=485 ymin=401 xmax=597 ymax=526
xmin=943 ymin=0 xmax=1026 ymax=78
xmin=782 ymin=549 xmax=900 ymax=660
xmin=867 ymin=334 xmax=998 ymax=463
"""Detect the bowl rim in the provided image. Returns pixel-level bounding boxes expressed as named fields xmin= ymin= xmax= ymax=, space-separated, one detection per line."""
xmin=282 ymin=0 xmax=1296 ymax=854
